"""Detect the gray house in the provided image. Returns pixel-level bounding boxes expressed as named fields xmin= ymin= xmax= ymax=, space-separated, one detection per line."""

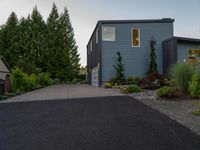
xmin=87 ymin=18 xmax=200 ymax=86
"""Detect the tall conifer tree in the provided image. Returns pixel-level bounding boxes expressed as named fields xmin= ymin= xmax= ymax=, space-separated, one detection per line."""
xmin=0 ymin=12 xmax=19 ymax=67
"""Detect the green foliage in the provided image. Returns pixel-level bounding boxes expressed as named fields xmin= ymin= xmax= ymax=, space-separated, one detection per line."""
xmin=104 ymin=83 xmax=112 ymax=88
xmin=171 ymin=62 xmax=193 ymax=93
xmin=156 ymin=86 xmax=181 ymax=98
xmin=113 ymin=52 xmax=126 ymax=84
xmin=126 ymin=76 xmax=140 ymax=85
xmin=127 ymin=85 xmax=141 ymax=93
xmin=147 ymin=37 xmax=158 ymax=75
xmin=109 ymin=77 xmax=119 ymax=86
xmin=0 ymin=4 xmax=80 ymax=82
xmin=189 ymin=73 xmax=200 ymax=98
xmin=37 ymin=72 xmax=53 ymax=86
xmin=192 ymin=110 xmax=200 ymax=116
xmin=120 ymin=85 xmax=141 ymax=93
xmin=0 ymin=12 xmax=19 ymax=68
xmin=11 ymin=67 xmax=53 ymax=92
xmin=11 ymin=67 xmax=30 ymax=92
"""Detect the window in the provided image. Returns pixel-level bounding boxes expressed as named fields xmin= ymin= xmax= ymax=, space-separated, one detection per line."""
xmin=188 ymin=49 xmax=200 ymax=65
xmin=132 ymin=28 xmax=140 ymax=47
xmin=96 ymin=29 xmax=99 ymax=44
xmin=102 ymin=26 xmax=115 ymax=41
xmin=90 ymin=41 xmax=93 ymax=52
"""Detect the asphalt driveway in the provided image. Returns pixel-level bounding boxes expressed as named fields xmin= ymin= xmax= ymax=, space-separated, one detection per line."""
xmin=0 ymin=96 xmax=200 ymax=150
xmin=1 ymin=84 xmax=123 ymax=103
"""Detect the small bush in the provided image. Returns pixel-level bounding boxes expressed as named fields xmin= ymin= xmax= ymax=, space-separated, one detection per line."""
xmin=104 ymin=83 xmax=112 ymax=88
xmin=171 ymin=62 xmax=193 ymax=93
xmin=192 ymin=110 xmax=200 ymax=116
xmin=120 ymin=85 xmax=141 ymax=93
xmin=156 ymin=86 xmax=181 ymax=98
xmin=189 ymin=73 xmax=200 ymax=98
xmin=109 ymin=77 xmax=119 ymax=85
xmin=127 ymin=85 xmax=141 ymax=93
xmin=37 ymin=72 xmax=53 ymax=86
xmin=126 ymin=76 xmax=140 ymax=85
xmin=28 ymin=74 xmax=38 ymax=90
xmin=11 ymin=67 xmax=30 ymax=92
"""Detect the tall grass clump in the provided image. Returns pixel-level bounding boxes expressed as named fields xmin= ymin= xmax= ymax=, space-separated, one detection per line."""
xmin=171 ymin=62 xmax=193 ymax=93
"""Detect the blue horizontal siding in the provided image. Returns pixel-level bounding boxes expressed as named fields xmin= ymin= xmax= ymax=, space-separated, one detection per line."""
xmin=101 ymin=22 xmax=173 ymax=82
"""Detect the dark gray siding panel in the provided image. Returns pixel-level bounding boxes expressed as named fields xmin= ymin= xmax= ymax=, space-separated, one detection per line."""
xmin=87 ymin=24 xmax=101 ymax=85
xmin=162 ymin=39 xmax=177 ymax=76
xmin=101 ymin=22 xmax=173 ymax=82
xmin=177 ymin=42 xmax=200 ymax=62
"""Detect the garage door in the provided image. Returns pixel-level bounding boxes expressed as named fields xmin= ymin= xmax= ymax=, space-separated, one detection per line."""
xmin=92 ymin=66 xmax=99 ymax=87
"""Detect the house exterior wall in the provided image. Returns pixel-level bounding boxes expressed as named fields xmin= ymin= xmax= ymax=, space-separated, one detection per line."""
xmin=87 ymin=23 xmax=102 ymax=85
xmin=101 ymin=22 xmax=173 ymax=82
xmin=0 ymin=58 xmax=10 ymax=80
xmin=177 ymin=41 xmax=200 ymax=62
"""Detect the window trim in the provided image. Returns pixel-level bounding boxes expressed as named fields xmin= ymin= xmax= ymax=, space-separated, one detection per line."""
xmin=90 ymin=40 xmax=93 ymax=52
xmin=131 ymin=28 xmax=140 ymax=47
xmin=102 ymin=26 xmax=116 ymax=42
xmin=96 ymin=29 xmax=99 ymax=44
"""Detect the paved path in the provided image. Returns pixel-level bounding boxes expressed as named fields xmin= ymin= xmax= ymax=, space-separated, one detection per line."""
xmin=0 ymin=96 xmax=200 ymax=150
xmin=1 ymin=84 xmax=123 ymax=103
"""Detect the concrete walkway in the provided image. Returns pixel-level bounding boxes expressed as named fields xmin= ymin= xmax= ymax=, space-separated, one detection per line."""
xmin=1 ymin=84 xmax=123 ymax=103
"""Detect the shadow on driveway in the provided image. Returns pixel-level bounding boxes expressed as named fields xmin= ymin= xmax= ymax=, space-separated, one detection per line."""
xmin=0 ymin=96 xmax=200 ymax=150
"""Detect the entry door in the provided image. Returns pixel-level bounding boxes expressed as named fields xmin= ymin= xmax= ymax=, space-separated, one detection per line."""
xmin=92 ymin=66 xmax=99 ymax=87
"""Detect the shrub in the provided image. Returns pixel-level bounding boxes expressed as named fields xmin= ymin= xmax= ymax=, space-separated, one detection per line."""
xmin=11 ymin=67 xmax=30 ymax=92
xmin=192 ymin=110 xmax=200 ymax=116
xmin=127 ymin=85 xmax=141 ymax=93
xmin=113 ymin=52 xmax=126 ymax=84
xmin=139 ymin=72 xmax=163 ymax=89
xmin=126 ymin=76 xmax=140 ymax=85
xmin=156 ymin=86 xmax=181 ymax=98
xmin=28 ymin=74 xmax=38 ymax=90
xmin=109 ymin=77 xmax=119 ymax=86
xmin=104 ymin=83 xmax=112 ymax=88
xmin=189 ymin=73 xmax=200 ymax=98
xmin=171 ymin=62 xmax=193 ymax=93
xmin=37 ymin=72 xmax=53 ymax=86
xmin=120 ymin=85 xmax=141 ymax=93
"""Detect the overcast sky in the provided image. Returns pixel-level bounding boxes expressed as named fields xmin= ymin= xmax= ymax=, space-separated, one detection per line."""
xmin=0 ymin=0 xmax=200 ymax=66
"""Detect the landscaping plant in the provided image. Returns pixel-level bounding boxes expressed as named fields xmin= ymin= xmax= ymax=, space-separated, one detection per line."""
xmin=156 ymin=86 xmax=181 ymax=98
xmin=189 ymin=73 xmax=200 ymax=98
xmin=171 ymin=62 xmax=193 ymax=93
xmin=113 ymin=52 xmax=126 ymax=84
xmin=147 ymin=37 xmax=158 ymax=75
xmin=104 ymin=83 xmax=112 ymax=88
xmin=120 ymin=85 xmax=141 ymax=93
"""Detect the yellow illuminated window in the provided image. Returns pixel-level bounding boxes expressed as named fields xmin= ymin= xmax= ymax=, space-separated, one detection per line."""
xmin=188 ymin=49 xmax=200 ymax=65
xmin=132 ymin=28 xmax=140 ymax=47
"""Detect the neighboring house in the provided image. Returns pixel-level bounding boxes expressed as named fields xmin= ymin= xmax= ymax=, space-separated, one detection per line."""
xmin=0 ymin=56 xmax=11 ymax=94
xmin=87 ymin=18 xmax=200 ymax=86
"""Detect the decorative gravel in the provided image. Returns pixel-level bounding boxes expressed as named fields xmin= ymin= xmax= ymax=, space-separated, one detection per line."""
xmin=130 ymin=90 xmax=200 ymax=136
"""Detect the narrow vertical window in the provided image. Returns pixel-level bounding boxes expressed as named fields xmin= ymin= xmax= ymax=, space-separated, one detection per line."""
xmin=96 ymin=29 xmax=98 ymax=44
xmin=132 ymin=28 xmax=140 ymax=47
xmin=90 ymin=41 xmax=93 ymax=52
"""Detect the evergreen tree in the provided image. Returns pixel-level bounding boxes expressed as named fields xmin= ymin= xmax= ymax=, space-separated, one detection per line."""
xmin=147 ymin=37 xmax=158 ymax=75
xmin=114 ymin=52 xmax=125 ymax=84
xmin=29 ymin=7 xmax=46 ymax=68
xmin=46 ymin=3 xmax=60 ymax=78
xmin=61 ymin=7 xmax=80 ymax=80
xmin=0 ymin=12 xmax=19 ymax=67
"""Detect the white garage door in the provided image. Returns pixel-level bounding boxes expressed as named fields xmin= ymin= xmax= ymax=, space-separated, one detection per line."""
xmin=92 ymin=66 xmax=99 ymax=87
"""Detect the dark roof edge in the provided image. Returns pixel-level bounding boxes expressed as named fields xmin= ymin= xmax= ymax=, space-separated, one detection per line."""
xmin=163 ymin=36 xmax=200 ymax=43
xmin=0 ymin=56 xmax=11 ymax=72
xmin=99 ymin=18 xmax=174 ymax=24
